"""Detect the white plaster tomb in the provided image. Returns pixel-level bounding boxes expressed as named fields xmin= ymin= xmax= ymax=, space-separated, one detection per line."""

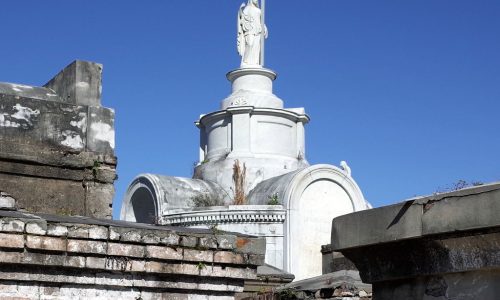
xmin=121 ymin=0 xmax=371 ymax=281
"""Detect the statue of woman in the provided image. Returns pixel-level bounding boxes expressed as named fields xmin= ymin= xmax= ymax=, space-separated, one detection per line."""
xmin=237 ymin=0 xmax=267 ymax=68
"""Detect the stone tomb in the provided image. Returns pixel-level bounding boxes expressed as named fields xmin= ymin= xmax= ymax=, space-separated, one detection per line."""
xmin=0 ymin=60 xmax=116 ymax=218
xmin=0 ymin=208 xmax=264 ymax=299
xmin=122 ymin=65 xmax=371 ymax=281
xmin=331 ymin=183 xmax=500 ymax=299
xmin=122 ymin=0 xmax=371 ymax=281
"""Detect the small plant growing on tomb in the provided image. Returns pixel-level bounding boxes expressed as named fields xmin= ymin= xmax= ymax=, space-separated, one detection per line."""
xmin=56 ymin=207 xmax=74 ymax=216
xmin=267 ymin=193 xmax=280 ymax=205
xmin=297 ymin=151 xmax=304 ymax=161
xmin=209 ymin=224 xmax=221 ymax=235
xmin=191 ymin=193 xmax=224 ymax=207
xmin=276 ymin=288 xmax=300 ymax=299
xmin=197 ymin=262 xmax=206 ymax=270
xmin=435 ymin=180 xmax=484 ymax=194
xmin=232 ymin=159 xmax=247 ymax=205
xmin=92 ymin=160 xmax=102 ymax=178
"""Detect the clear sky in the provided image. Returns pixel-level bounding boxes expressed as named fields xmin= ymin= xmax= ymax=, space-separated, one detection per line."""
xmin=1 ymin=1 xmax=499 ymax=219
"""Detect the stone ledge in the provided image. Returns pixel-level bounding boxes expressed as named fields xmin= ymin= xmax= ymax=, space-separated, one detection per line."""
xmin=0 ymin=265 xmax=244 ymax=294
xmin=0 ymin=210 xmax=266 ymax=257
xmin=330 ymin=181 xmax=500 ymax=299
xmin=331 ymin=182 xmax=500 ymax=250
xmin=0 ymin=205 xmax=264 ymax=298
xmin=163 ymin=205 xmax=286 ymax=226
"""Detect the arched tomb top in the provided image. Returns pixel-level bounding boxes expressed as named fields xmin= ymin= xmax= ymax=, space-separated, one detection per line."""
xmin=247 ymin=164 xmax=371 ymax=210
xmin=121 ymin=174 xmax=229 ymax=224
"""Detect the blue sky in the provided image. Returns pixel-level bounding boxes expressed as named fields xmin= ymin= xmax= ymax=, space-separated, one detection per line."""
xmin=1 ymin=1 xmax=499 ymax=218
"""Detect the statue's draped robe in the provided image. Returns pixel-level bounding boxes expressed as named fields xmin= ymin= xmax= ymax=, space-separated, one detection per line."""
xmin=239 ymin=5 xmax=262 ymax=67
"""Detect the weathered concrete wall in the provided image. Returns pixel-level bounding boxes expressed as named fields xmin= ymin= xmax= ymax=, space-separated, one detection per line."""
xmin=331 ymin=182 xmax=500 ymax=300
xmin=0 ymin=60 xmax=116 ymax=218
xmin=0 ymin=209 xmax=265 ymax=299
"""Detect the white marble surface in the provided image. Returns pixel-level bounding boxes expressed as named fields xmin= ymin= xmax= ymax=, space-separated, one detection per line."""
xmin=237 ymin=0 xmax=267 ymax=68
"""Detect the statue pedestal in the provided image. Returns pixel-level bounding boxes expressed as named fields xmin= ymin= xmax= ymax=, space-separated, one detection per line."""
xmin=221 ymin=68 xmax=283 ymax=109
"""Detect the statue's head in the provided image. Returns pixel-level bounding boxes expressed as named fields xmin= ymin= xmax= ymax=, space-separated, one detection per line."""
xmin=248 ymin=0 xmax=259 ymax=7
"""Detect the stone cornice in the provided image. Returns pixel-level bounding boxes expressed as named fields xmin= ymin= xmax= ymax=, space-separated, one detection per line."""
xmin=163 ymin=205 xmax=286 ymax=226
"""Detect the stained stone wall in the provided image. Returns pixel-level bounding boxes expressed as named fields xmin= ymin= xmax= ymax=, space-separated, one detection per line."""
xmin=0 ymin=209 xmax=265 ymax=299
xmin=331 ymin=182 xmax=500 ymax=299
xmin=0 ymin=60 xmax=116 ymax=218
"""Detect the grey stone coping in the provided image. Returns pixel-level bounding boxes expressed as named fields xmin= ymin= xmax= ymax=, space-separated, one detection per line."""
xmin=0 ymin=82 xmax=62 ymax=102
xmin=282 ymin=270 xmax=372 ymax=295
xmin=331 ymin=182 xmax=500 ymax=251
xmin=257 ymin=263 xmax=295 ymax=280
xmin=0 ymin=209 xmax=258 ymax=238
xmin=0 ymin=209 xmax=267 ymax=282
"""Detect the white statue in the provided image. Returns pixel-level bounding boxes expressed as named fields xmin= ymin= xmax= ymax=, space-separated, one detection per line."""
xmin=238 ymin=0 xmax=268 ymax=68
xmin=340 ymin=161 xmax=352 ymax=176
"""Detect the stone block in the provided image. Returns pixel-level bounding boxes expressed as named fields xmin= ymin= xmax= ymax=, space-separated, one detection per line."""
xmin=183 ymin=249 xmax=213 ymax=263
xmin=180 ymin=236 xmax=198 ymax=248
xmin=0 ymin=281 xmax=18 ymax=294
xmin=129 ymin=259 xmax=146 ymax=272
xmin=67 ymin=225 xmax=89 ymax=238
xmin=160 ymin=232 xmax=180 ymax=246
xmin=214 ymin=251 xmax=245 ymax=264
xmin=1 ymin=219 xmax=25 ymax=233
xmin=109 ymin=227 xmax=121 ymax=240
xmin=331 ymin=200 xmax=423 ymax=250
xmin=44 ymin=60 xmax=102 ymax=106
xmin=0 ymin=173 xmax=87 ymax=217
xmin=63 ymin=256 xmax=86 ymax=268
xmin=22 ymin=252 xmax=64 ymax=266
xmin=40 ymin=285 xmax=60 ymax=297
xmin=422 ymin=188 xmax=500 ymax=235
xmin=139 ymin=291 xmax=168 ymax=300
xmin=67 ymin=239 xmax=107 ymax=255
xmin=84 ymin=181 xmax=113 ymax=219
xmin=246 ymin=254 xmax=265 ymax=266
xmin=94 ymin=272 xmax=134 ymax=288
xmin=216 ymin=235 xmax=236 ymax=250
xmin=120 ymin=229 xmax=142 ymax=242
xmin=107 ymin=243 xmax=145 ymax=258
xmin=86 ymin=257 xmax=106 ymax=269
xmin=234 ymin=237 xmax=266 ymax=255
xmin=181 ymin=263 xmax=201 ymax=275
xmin=87 ymin=105 xmax=115 ymax=154
xmin=0 ymin=233 xmax=24 ymax=248
xmin=26 ymin=235 xmax=66 ymax=252
xmin=0 ymin=192 xmax=16 ymax=209
xmin=0 ymin=251 xmax=22 ymax=263
xmin=199 ymin=237 xmax=218 ymax=249
xmin=88 ymin=225 xmax=108 ymax=240
xmin=25 ymin=221 xmax=47 ymax=235
xmin=145 ymin=245 xmax=183 ymax=260
xmin=141 ymin=233 xmax=160 ymax=244
xmin=46 ymin=224 xmax=68 ymax=237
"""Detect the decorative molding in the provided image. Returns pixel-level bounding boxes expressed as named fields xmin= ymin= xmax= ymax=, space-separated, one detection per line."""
xmin=229 ymin=97 xmax=248 ymax=106
xmin=162 ymin=206 xmax=286 ymax=226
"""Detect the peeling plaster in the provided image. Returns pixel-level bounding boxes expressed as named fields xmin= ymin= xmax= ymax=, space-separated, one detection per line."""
xmin=0 ymin=104 xmax=40 ymax=129
xmin=0 ymin=113 xmax=20 ymax=128
xmin=70 ymin=112 xmax=87 ymax=133
xmin=91 ymin=121 xmax=115 ymax=149
xmin=11 ymin=104 xmax=40 ymax=126
xmin=61 ymin=130 xmax=84 ymax=149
